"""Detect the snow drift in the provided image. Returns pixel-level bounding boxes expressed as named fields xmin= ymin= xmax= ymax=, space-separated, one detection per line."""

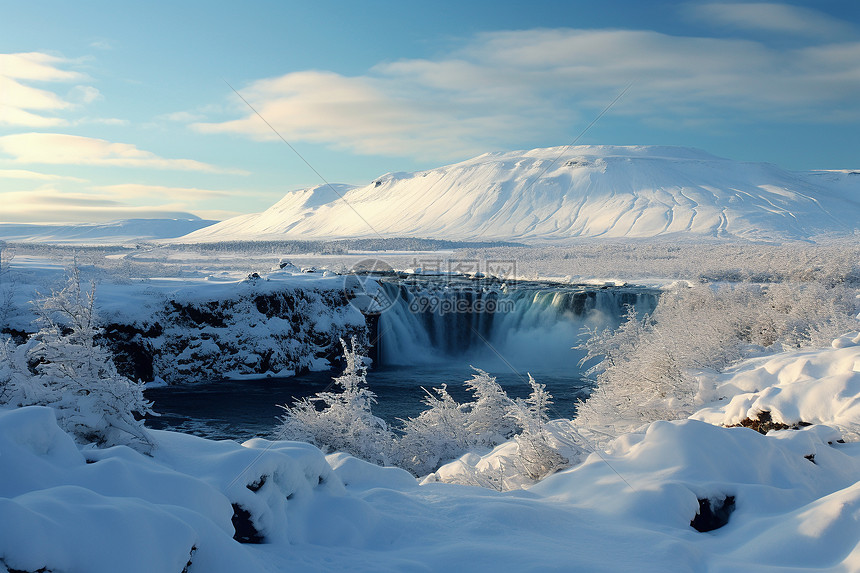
xmin=2 ymin=333 xmax=860 ymax=571
xmin=180 ymin=146 xmax=860 ymax=243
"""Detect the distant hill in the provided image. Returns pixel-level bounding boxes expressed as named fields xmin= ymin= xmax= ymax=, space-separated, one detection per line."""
xmin=180 ymin=146 xmax=860 ymax=243
xmin=0 ymin=217 xmax=219 ymax=244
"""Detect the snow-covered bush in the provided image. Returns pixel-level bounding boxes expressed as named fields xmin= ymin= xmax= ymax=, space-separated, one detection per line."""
xmin=464 ymin=368 xmax=519 ymax=444
xmin=397 ymin=368 xmax=521 ymax=475
xmin=278 ymin=338 xmax=394 ymax=466
xmin=396 ymin=384 xmax=473 ymax=476
xmin=507 ymin=375 xmax=569 ymax=481
xmin=1 ymin=267 xmax=154 ymax=452
xmin=281 ymin=359 xmax=569 ymax=480
xmin=576 ymin=281 xmax=860 ymax=442
xmin=423 ymin=378 xmax=579 ymax=490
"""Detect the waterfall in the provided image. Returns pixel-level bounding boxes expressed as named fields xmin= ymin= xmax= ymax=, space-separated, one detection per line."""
xmin=373 ymin=279 xmax=658 ymax=373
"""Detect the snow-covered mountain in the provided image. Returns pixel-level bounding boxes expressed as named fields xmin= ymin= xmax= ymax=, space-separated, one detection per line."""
xmin=180 ymin=146 xmax=860 ymax=243
xmin=0 ymin=217 xmax=218 ymax=244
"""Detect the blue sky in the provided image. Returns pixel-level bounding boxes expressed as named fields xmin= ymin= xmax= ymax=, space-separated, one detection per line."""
xmin=1 ymin=0 xmax=858 ymax=223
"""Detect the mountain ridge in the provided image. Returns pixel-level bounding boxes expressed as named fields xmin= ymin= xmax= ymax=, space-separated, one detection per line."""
xmin=0 ymin=217 xmax=219 ymax=244
xmin=180 ymin=145 xmax=859 ymax=243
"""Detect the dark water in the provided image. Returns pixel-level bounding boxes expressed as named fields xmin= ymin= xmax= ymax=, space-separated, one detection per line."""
xmin=145 ymin=365 xmax=591 ymax=442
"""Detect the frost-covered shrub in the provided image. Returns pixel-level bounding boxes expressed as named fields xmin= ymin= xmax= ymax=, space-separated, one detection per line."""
xmin=507 ymin=376 xmax=569 ymax=481
xmin=459 ymin=242 xmax=860 ymax=287
xmin=576 ymin=281 xmax=860 ymax=442
xmin=464 ymin=368 xmax=519 ymax=444
xmin=281 ymin=360 xmax=570 ymax=481
xmin=278 ymin=338 xmax=394 ymax=466
xmin=396 ymin=368 xmax=522 ymax=476
xmin=1 ymin=268 xmax=154 ymax=452
xmin=422 ymin=378 xmax=578 ymax=490
xmin=396 ymin=384 xmax=473 ymax=476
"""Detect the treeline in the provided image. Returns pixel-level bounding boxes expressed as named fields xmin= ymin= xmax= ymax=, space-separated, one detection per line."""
xmin=459 ymin=240 xmax=860 ymax=286
xmin=170 ymin=237 xmax=523 ymax=254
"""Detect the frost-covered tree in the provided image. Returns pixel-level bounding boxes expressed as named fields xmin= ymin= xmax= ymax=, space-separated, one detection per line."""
xmin=397 ymin=368 xmax=521 ymax=476
xmin=507 ymin=375 xmax=568 ymax=481
xmin=575 ymin=281 xmax=860 ymax=443
xmin=3 ymin=267 xmax=155 ymax=452
xmin=396 ymin=384 xmax=473 ymax=476
xmin=278 ymin=338 xmax=394 ymax=465
xmin=397 ymin=370 xmax=569 ymax=479
xmin=463 ymin=368 xmax=518 ymax=445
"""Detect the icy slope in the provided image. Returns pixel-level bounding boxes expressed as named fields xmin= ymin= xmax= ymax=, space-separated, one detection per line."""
xmin=0 ymin=217 xmax=218 ymax=244
xmin=181 ymin=146 xmax=860 ymax=243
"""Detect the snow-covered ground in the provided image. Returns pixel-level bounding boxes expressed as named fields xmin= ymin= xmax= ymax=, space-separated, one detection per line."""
xmin=181 ymin=145 xmax=860 ymax=243
xmin=2 ymin=332 xmax=860 ymax=572
xmin=2 ymin=240 xmax=858 ymax=571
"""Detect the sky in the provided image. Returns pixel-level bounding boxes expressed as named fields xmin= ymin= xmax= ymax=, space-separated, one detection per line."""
xmin=1 ymin=0 xmax=858 ymax=224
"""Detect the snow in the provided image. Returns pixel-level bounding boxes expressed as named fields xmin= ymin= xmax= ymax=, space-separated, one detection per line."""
xmin=180 ymin=145 xmax=860 ymax=243
xmin=3 ymin=333 xmax=860 ymax=571
xmin=692 ymin=331 xmax=860 ymax=438
xmin=0 ymin=255 xmax=367 ymax=383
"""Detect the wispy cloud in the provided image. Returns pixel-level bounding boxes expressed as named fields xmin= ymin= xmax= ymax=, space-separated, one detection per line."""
xmin=0 ymin=52 xmax=85 ymax=127
xmin=0 ymin=169 xmax=88 ymax=182
xmin=159 ymin=110 xmax=207 ymax=123
xmin=70 ymin=117 xmax=131 ymax=127
xmin=686 ymin=3 xmax=856 ymax=39
xmin=89 ymin=40 xmax=113 ymax=51
xmin=194 ymin=70 xmax=544 ymax=159
xmin=68 ymin=85 xmax=103 ymax=105
xmin=194 ymin=21 xmax=860 ymax=160
xmin=93 ymin=183 xmax=232 ymax=199
xmin=0 ymin=187 xmax=202 ymax=223
xmin=0 ymin=133 xmax=248 ymax=174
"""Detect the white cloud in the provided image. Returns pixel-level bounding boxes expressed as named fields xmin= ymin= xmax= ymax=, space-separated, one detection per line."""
xmin=0 ymin=133 xmax=248 ymax=174
xmin=159 ymin=110 xmax=207 ymax=123
xmin=69 ymin=85 xmax=103 ymax=104
xmin=194 ymin=71 xmax=533 ymax=159
xmin=0 ymin=52 xmax=82 ymax=82
xmin=93 ymin=183 xmax=231 ymax=199
xmin=195 ymin=26 xmax=860 ymax=160
xmin=89 ymin=40 xmax=113 ymax=51
xmin=0 ymin=169 xmax=87 ymax=182
xmin=687 ymin=3 xmax=856 ymax=39
xmin=0 ymin=52 xmax=86 ymax=127
xmin=0 ymin=188 xmax=203 ymax=223
xmin=68 ymin=117 xmax=131 ymax=127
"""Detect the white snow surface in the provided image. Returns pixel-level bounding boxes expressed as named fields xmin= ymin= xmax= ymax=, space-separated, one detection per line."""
xmin=3 ymin=333 xmax=860 ymax=571
xmin=693 ymin=331 xmax=860 ymax=438
xmin=181 ymin=146 xmax=860 ymax=243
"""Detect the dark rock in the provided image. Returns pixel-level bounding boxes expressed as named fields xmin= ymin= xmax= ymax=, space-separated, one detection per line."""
xmin=231 ymin=503 xmax=264 ymax=544
xmin=728 ymin=411 xmax=811 ymax=434
xmin=691 ymin=495 xmax=736 ymax=532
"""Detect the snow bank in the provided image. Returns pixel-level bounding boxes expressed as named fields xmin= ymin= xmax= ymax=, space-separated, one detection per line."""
xmin=693 ymin=331 xmax=860 ymax=437
xmin=0 ymin=406 xmax=257 ymax=572
xmin=1 ymin=259 xmax=367 ymax=383
xmin=3 ymin=333 xmax=860 ymax=571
